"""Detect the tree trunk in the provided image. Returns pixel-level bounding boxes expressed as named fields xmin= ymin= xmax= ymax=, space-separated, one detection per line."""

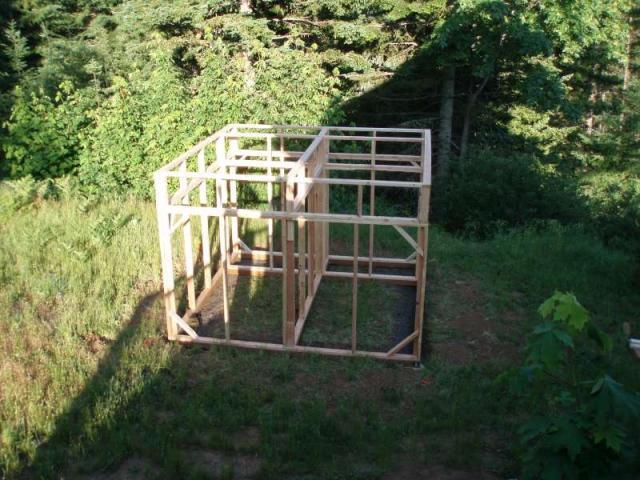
xmin=240 ymin=0 xmax=251 ymax=14
xmin=623 ymin=12 xmax=638 ymax=91
xmin=437 ymin=65 xmax=455 ymax=179
xmin=586 ymin=82 xmax=597 ymax=135
xmin=460 ymin=76 xmax=489 ymax=158
xmin=622 ymin=9 xmax=639 ymax=123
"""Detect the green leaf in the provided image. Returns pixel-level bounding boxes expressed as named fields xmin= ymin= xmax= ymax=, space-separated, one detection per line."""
xmin=520 ymin=416 xmax=551 ymax=442
xmin=538 ymin=291 xmax=589 ymax=331
xmin=591 ymin=375 xmax=640 ymax=421
xmin=538 ymin=292 xmax=558 ymax=318
xmin=547 ymin=417 xmax=587 ymax=461
xmin=552 ymin=329 xmax=574 ymax=348
xmin=527 ymin=322 xmax=572 ymax=368
xmin=586 ymin=323 xmax=613 ymax=353
xmin=593 ymin=423 xmax=625 ymax=452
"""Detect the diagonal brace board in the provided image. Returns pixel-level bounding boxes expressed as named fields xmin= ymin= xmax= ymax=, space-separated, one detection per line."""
xmin=393 ymin=225 xmax=424 ymax=257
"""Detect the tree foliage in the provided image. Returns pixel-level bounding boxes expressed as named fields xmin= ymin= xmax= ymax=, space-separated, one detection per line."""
xmin=0 ymin=0 xmax=637 ymax=232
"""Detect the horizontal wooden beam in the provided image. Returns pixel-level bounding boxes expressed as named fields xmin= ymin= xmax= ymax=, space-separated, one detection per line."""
xmin=233 ymin=150 xmax=422 ymax=165
xmin=325 ymin=163 xmax=421 ymax=173
xmin=228 ymin=264 xmax=417 ymax=285
xmin=240 ymin=250 xmax=415 ymax=269
xmin=328 ymin=254 xmax=416 ymax=269
xmin=235 ymin=149 xmax=303 ymax=158
xmin=228 ymin=123 xmax=428 ymax=134
xmin=328 ymin=152 xmax=421 ymax=163
xmin=163 ymin=171 xmax=423 ymax=189
xmin=165 ymin=205 xmax=423 ymax=227
xmin=219 ymin=159 xmax=301 ymax=169
xmin=323 ymin=270 xmax=417 ymax=285
xmin=176 ymin=334 xmax=418 ymax=362
xmin=227 ymin=132 xmax=422 ymax=143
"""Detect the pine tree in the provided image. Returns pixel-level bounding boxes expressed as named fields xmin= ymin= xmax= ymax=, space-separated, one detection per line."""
xmin=2 ymin=20 xmax=29 ymax=78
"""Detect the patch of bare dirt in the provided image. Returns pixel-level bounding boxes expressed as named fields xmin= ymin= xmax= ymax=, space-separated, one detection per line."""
xmin=79 ymin=456 xmax=161 ymax=480
xmin=428 ymin=276 xmax=521 ymax=365
xmin=186 ymin=448 xmax=263 ymax=479
xmin=382 ymin=464 xmax=500 ymax=480
xmin=82 ymin=333 xmax=110 ymax=354
xmin=231 ymin=426 xmax=261 ymax=451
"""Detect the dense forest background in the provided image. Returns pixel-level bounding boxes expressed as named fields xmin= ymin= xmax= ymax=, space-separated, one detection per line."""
xmin=0 ymin=0 xmax=639 ymax=257
xmin=1 ymin=0 xmax=639 ymax=254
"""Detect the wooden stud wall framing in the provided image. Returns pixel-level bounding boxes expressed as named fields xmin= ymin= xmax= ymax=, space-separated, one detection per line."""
xmin=154 ymin=124 xmax=431 ymax=362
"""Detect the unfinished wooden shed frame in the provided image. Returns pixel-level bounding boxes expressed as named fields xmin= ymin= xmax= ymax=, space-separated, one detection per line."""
xmin=154 ymin=124 xmax=431 ymax=362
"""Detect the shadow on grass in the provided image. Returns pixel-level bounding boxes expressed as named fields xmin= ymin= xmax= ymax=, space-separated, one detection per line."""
xmin=21 ymin=289 xmax=164 ymax=478
xmin=21 ymin=212 xmax=426 ymax=479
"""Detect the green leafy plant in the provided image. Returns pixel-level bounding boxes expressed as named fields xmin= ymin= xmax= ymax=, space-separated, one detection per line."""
xmin=2 ymin=82 xmax=92 ymax=179
xmin=513 ymin=291 xmax=640 ymax=479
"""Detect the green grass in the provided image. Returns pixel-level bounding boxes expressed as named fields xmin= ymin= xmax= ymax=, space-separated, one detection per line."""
xmin=1 ymin=189 xmax=639 ymax=479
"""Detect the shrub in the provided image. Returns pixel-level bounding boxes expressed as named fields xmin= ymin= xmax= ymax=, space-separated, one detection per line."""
xmin=78 ymin=46 xmax=342 ymax=198
xmin=2 ymin=82 xmax=92 ymax=178
xmin=580 ymin=172 xmax=640 ymax=254
xmin=434 ymin=152 xmax=583 ymax=236
xmin=511 ymin=292 xmax=640 ymax=479
xmin=78 ymin=52 xmax=194 ymax=198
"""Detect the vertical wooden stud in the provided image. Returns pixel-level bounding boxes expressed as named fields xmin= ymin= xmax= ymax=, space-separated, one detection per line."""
xmin=267 ymin=136 xmax=274 ymax=268
xmin=352 ymin=185 xmax=363 ymax=353
xmin=198 ymin=148 xmax=212 ymax=289
xmin=280 ymin=179 xmax=288 ymax=344
xmin=322 ymin=137 xmax=329 ymax=270
xmin=306 ymin=148 xmax=316 ymax=300
xmin=216 ymin=178 xmax=231 ymax=341
xmin=279 ymin=127 xmax=285 ymax=176
xmin=216 ymin=134 xmax=231 ymax=340
xmin=284 ymin=179 xmax=296 ymax=346
xmin=297 ymin=216 xmax=306 ymax=321
xmin=155 ymin=172 xmax=178 ymax=340
xmin=368 ymin=132 xmax=376 ymax=276
xmin=180 ymin=161 xmax=196 ymax=310
xmin=229 ymin=127 xmax=240 ymax=253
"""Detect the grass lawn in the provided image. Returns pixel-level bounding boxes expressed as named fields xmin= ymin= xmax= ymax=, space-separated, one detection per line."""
xmin=1 ymin=191 xmax=639 ymax=479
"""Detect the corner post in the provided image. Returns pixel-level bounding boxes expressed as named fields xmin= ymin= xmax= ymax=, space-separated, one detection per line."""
xmin=413 ymin=130 xmax=432 ymax=360
xmin=216 ymin=134 xmax=231 ymax=340
xmin=155 ymin=171 xmax=178 ymax=340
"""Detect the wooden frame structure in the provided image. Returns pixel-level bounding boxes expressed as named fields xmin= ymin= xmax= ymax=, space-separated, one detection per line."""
xmin=155 ymin=124 xmax=431 ymax=362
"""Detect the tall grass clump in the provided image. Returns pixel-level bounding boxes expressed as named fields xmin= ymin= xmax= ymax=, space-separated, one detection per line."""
xmin=0 ymin=178 xmax=174 ymax=475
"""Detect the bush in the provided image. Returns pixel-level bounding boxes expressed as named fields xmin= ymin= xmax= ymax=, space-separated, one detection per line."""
xmin=511 ymin=292 xmax=640 ymax=479
xmin=580 ymin=172 xmax=640 ymax=254
xmin=78 ymin=52 xmax=194 ymax=198
xmin=434 ymin=151 xmax=583 ymax=236
xmin=78 ymin=46 xmax=342 ymax=198
xmin=2 ymin=82 xmax=92 ymax=178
